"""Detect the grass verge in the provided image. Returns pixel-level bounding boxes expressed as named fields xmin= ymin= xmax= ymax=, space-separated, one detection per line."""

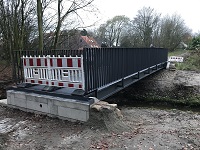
xmin=168 ymin=49 xmax=188 ymax=56
xmin=176 ymin=51 xmax=200 ymax=71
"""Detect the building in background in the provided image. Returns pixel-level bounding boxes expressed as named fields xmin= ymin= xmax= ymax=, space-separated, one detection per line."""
xmin=32 ymin=29 xmax=100 ymax=50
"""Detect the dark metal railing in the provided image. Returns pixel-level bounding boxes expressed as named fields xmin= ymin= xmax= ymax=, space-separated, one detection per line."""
xmin=12 ymin=48 xmax=168 ymax=94
xmin=83 ymin=48 xmax=168 ymax=94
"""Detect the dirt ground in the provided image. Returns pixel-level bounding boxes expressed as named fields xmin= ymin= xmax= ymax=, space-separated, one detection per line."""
xmin=0 ymin=58 xmax=200 ymax=149
xmin=0 ymin=104 xmax=199 ymax=150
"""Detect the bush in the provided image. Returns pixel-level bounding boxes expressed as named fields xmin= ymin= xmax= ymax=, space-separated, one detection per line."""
xmin=188 ymin=36 xmax=200 ymax=50
xmin=177 ymin=51 xmax=200 ymax=71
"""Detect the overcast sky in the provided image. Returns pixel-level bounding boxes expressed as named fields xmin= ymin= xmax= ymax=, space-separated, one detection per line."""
xmin=90 ymin=0 xmax=200 ymax=33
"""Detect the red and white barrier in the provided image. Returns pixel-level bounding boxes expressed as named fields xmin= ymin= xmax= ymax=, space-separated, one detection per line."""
xmin=168 ymin=56 xmax=184 ymax=62
xmin=22 ymin=55 xmax=85 ymax=90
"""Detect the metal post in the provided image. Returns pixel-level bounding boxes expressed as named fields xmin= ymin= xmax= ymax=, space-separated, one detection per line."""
xmin=81 ymin=54 xmax=85 ymax=91
xmin=46 ymin=55 xmax=51 ymax=86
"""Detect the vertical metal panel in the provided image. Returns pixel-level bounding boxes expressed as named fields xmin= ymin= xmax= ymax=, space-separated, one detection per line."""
xmin=83 ymin=48 xmax=168 ymax=93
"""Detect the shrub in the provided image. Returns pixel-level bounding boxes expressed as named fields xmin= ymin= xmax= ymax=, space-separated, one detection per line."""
xmin=176 ymin=51 xmax=200 ymax=71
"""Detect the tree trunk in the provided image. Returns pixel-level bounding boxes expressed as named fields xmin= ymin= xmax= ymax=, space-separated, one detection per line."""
xmin=53 ymin=0 xmax=62 ymax=50
xmin=37 ymin=0 xmax=43 ymax=52
xmin=20 ymin=0 xmax=25 ymax=51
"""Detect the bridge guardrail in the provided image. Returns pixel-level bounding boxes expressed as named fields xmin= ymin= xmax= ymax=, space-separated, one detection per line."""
xmin=13 ymin=48 xmax=168 ymax=96
xmin=83 ymin=48 xmax=168 ymax=94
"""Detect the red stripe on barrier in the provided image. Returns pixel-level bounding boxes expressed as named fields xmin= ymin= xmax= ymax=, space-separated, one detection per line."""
xmin=68 ymin=83 xmax=74 ymax=87
xmin=57 ymin=58 xmax=62 ymax=67
xmin=29 ymin=58 xmax=33 ymax=66
xmin=67 ymin=58 xmax=73 ymax=67
xmin=31 ymin=80 xmax=35 ymax=83
xmin=58 ymin=82 xmax=64 ymax=86
xmin=37 ymin=58 xmax=41 ymax=66
xmin=50 ymin=59 xmax=53 ymax=66
xmin=38 ymin=81 xmax=42 ymax=84
xmin=79 ymin=84 xmax=82 ymax=88
xmin=26 ymin=79 xmax=27 ymax=82
xmin=46 ymin=81 xmax=48 ymax=85
xmin=51 ymin=82 xmax=54 ymax=85
xmin=78 ymin=58 xmax=81 ymax=67
xmin=24 ymin=59 xmax=26 ymax=66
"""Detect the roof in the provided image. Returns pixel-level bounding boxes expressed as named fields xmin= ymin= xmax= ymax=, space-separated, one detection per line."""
xmin=81 ymin=36 xmax=100 ymax=48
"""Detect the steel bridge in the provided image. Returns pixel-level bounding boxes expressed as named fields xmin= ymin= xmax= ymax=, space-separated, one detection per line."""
xmin=12 ymin=48 xmax=168 ymax=100
xmin=7 ymin=48 xmax=168 ymax=121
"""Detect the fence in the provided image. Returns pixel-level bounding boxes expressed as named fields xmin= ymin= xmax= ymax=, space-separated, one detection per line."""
xmin=168 ymin=56 xmax=184 ymax=62
xmin=13 ymin=48 xmax=168 ymax=95
xmin=22 ymin=55 xmax=84 ymax=89
xmin=83 ymin=48 xmax=168 ymax=94
xmin=12 ymin=49 xmax=83 ymax=83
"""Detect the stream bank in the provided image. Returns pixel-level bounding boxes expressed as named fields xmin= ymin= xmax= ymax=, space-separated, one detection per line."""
xmin=107 ymin=69 xmax=200 ymax=111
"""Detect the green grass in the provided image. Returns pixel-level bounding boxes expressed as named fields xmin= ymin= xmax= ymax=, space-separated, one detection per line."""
xmin=168 ymin=49 xmax=188 ymax=56
xmin=176 ymin=51 xmax=200 ymax=71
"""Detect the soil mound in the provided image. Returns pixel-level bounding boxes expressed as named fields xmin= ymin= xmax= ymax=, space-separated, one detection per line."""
xmin=88 ymin=101 xmax=131 ymax=133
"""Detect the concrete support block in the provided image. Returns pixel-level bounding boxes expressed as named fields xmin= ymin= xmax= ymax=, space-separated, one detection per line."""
xmin=35 ymin=96 xmax=48 ymax=104
xmin=6 ymin=89 xmax=91 ymax=122
xmin=7 ymin=96 xmax=11 ymax=104
xmin=53 ymin=98 xmax=89 ymax=111
xmin=58 ymin=106 xmax=89 ymax=122
xmin=10 ymin=96 xmax=27 ymax=108
xmin=15 ymin=92 xmax=26 ymax=100
xmin=48 ymin=99 xmax=58 ymax=115
xmin=26 ymin=95 xmax=48 ymax=104
xmin=7 ymin=91 xmax=27 ymax=108
xmin=7 ymin=90 xmax=14 ymax=105
xmin=27 ymin=100 xmax=48 ymax=113
xmin=10 ymin=93 xmax=15 ymax=105
xmin=26 ymin=95 xmax=35 ymax=102
xmin=7 ymin=90 xmax=11 ymax=97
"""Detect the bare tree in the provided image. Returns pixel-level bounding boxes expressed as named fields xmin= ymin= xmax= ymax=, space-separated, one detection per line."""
xmin=0 ymin=0 xmax=36 ymax=54
xmin=37 ymin=0 xmax=44 ymax=51
xmin=97 ymin=15 xmax=130 ymax=47
xmin=0 ymin=0 xmax=37 ymax=79
xmin=52 ymin=0 xmax=96 ymax=49
xmin=159 ymin=14 xmax=190 ymax=51
xmin=120 ymin=20 xmax=143 ymax=48
xmin=35 ymin=0 xmax=57 ymax=51
xmin=132 ymin=7 xmax=160 ymax=47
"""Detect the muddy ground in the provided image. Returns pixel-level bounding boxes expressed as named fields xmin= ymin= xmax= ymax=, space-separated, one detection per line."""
xmin=0 ymin=69 xmax=199 ymax=150
xmin=0 ymin=103 xmax=199 ymax=150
